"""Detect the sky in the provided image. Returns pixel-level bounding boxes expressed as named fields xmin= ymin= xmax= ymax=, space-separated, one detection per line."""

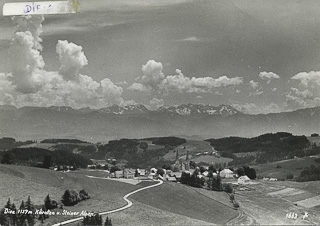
xmin=1 ymin=0 xmax=320 ymax=114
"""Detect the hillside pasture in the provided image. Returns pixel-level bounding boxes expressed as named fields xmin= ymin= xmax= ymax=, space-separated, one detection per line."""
xmin=0 ymin=165 xmax=155 ymax=225
xmin=254 ymin=156 xmax=320 ymax=179
xmin=18 ymin=142 xmax=55 ymax=150
xmin=131 ymin=182 xmax=238 ymax=225
xmin=163 ymin=140 xmax=214 ymax=161
xmin=308 ymin=136 xmax=320 ymax=145
xmin=234 ymin=180 xmax=320 ymax=225
xmin=192 ymin=155 xmax=233 ymax=165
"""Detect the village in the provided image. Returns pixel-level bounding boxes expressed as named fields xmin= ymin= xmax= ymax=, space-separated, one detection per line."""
xmin=85 ymin=150 xmax=268 ymax=188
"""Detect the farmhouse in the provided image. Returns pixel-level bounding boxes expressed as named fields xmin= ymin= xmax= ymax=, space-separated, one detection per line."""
xmin=139 ymin=169 xmax=146 ymax=176
xmin=123 ymin=169 xmax=135 ymax=179
xmin=167 ymin=176 xmax=177 ymax=182
xmin=114 ymin=170 xmax=124 ymax=178
xmin=220 ymin=169 xmax=234 ymax=178
xmin=238 ymin=175 xmax=250 ymax=184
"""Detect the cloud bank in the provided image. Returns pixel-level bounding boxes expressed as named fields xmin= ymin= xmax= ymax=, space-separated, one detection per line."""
xmin=129 ymin=60 xmax=243 ymax=94
xmin=259 ymin=71 xmax=280 ymax=84
xmin=0 ymin=16 xmax=125 ymax=109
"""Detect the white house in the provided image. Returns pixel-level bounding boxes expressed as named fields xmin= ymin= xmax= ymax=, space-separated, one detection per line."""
xmin=269 ymin=178 xmax=278 ymax=181
xmin=220 ymin=169 xmax=234 ymax=178
xmin=238 ymin=175 xmax=250 ymax=184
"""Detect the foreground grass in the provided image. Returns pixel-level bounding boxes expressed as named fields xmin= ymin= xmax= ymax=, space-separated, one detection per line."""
xmin=131 ymin=182 xmax=238 ymax=225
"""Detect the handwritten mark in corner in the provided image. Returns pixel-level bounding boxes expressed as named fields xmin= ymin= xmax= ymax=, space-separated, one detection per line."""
xmin=3 ymin=1 xmax=81 ymax=16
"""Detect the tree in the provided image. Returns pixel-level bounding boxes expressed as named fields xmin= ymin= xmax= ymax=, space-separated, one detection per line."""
xmin=236 ymin=167 xmax=245 ymax=177
xmin=181 ymin=171 xmax=191 ymax=185
xmin=1 ymin=152 xmax=15 ymax=164
xmin=223 ymin=183 xmax=233 ymax=193
xmin=242 ymin=165 xmax=257 ymax=179
xmin=104 ymin=216 xmax=112 ymax=226
xmin=79 ymin=189 xmax=90 ymax=201
xmin=230 ymin=194 xmax=235 ymax=202
xmin=17 ymin=200 xmax=26 ymax=226
xmin=286 ymin=173 xmax=294 ymax=180
xmin=83 ymin=213 xmax=102 ymax=226
xmin=212 ymin=174 xmax=223 ymax=191
xmin=38 ymin=205 xmax=47 ymax=223
xmin=110 ymin=166 xmax=120 ymax=173
xmin=199 ymin=166 xmax=206 ymax=174
xmin=139 ymin=142 xmax=148 ymax=150
xmin=43 ymin=155 xmax=52 ymax=168
xmin=0 ymin=198 xmax=12 ymax=225
xmin=62 ymin=189 xmax=80 ymax=206
xmin=25 ymin=196 xmax=35 ymax=225
xmin=44 ymin=194 xmax=57 ymax=210
xmin=157 ymin=168 xmax=165 ymax=177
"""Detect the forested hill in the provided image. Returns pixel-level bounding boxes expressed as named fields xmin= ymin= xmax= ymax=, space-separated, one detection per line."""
xmin=206 ymin=133 xmax=320 ymax=164
xmin=206 ymin=132 xmax=309 ymax=153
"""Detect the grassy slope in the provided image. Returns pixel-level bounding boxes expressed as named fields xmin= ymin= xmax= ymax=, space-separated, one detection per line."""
xmin=234 ymin=180 xmax=320 ymax=225
xmin=131 ymin=182 xmax=238 ymax=225
xmin=0 ymin=165 xmax=145 ymax=225
xmin=0 ymin=165 xmax=236 ymax=225
xmin=254 ymin=155 xmax=320 ymax=179
xmin=164 ymin=140 xmax=233 ymax=164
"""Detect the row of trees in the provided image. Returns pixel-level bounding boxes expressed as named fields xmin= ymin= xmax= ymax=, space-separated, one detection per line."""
xmin=62 ymin=189 xmax=90 ymax=206
xmin=0 ymin=194 xmax=59 ymax=226
xmin=0 ymin=197 xmax=36 ymax=226
xmin=0 ymin=147 xmax=92 ymax=169
xmin=297 ymin=165 xmax=320 ymax=182
xmin=82 ymin=214 xmax=112 ymax=226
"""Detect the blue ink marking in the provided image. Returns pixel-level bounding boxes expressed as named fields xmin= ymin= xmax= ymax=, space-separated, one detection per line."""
xmin=24 ymin=2 xmax=48 ymax=14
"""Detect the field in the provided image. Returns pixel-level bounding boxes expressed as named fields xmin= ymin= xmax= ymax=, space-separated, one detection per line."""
xmin=0 ymin=164 xmax=238 ymax=225
xmin=131 ymin=182 xmax=238 ymax=225
xmin=254 ymin=156 xmax=320 ymax=179
xmin=232 ymin=180 xmax=320 ymax=225
xmin=307 ymin=136 xmax=320 ymax=145
xmin=0 ymin=165 xmax=149 ymax=225
xmin=163 ymin=140 xmax=232 ymax=164
xmin=17 ymin=142 xmax=56 ymax=150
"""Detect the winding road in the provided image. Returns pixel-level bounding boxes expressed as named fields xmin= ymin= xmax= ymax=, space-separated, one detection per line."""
xmin=52 ymin=177 xmax=163 ymax=226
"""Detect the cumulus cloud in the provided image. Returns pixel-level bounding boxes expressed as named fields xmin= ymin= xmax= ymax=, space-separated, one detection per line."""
xmin=249 ymin=80 xmax=259 ymax=89
xmin=129 ymin=60 xmax=243 ymax=94
xmin=147 ymin=97 xmax=164 ymax=110
xmin=9 ymin=30 xmax=45 ymax=93
xmin=232 ymin=102 xmax=282 ymax=115
xmin=291 ymin=71 xmax=320 ymax=88
xmin=259 ymin=71 xmax=280 ymax=84
xmin=286 ymin=87 xmax=320 ymax=110
xmin=249 ymin=87 xmax=263 ymax=96
xmin=1 ymin=15 xmax=124 ymax=109
xmin=56 ymin=40 xmax=88 ymax=80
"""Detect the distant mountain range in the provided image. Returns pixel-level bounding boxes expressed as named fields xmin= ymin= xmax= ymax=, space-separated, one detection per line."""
xmin=0 ymin=104 xmax=319 ymax=142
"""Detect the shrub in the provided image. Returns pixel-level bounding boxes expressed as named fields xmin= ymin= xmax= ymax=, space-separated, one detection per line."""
xmin=61 ymin=189 xmax=80 ymax=206
xmin=83 ymin=213 xmax=102 ymax=226
xmin=257 ymin=175 xmax=263 ymax=179
xmin=233 ymin=201 xmax=240 ymax=208
xmin=79 ymin=189 xmax=90 ymax=200
xmin=44 ymin=194 xmax=57 ymax=210
xmin=286 ymin=173 xmax=294 ymax=180
xmin=223 ymin=183 xmax=233 ymax=193
xmin=230 ymin=194 xmax=235 ymax=202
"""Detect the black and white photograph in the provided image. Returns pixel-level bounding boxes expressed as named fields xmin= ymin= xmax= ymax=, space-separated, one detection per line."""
xmin=0 ymin=0 xmax=320 ymax=225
